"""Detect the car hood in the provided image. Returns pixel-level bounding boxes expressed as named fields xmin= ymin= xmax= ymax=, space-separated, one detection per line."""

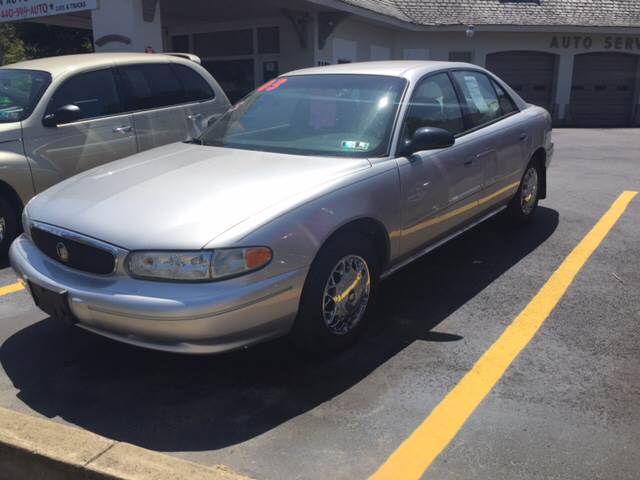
xmin=28 ymin=142 xmax=371 ymax=250
xmin=0 ymin=122 xmax=21 ymax=144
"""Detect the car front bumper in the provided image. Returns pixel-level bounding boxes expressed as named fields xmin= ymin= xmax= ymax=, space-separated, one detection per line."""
xmin=10 ymin=234 xmax=307 ymax=354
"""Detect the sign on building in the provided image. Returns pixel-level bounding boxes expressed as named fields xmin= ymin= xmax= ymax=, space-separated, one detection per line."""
xmin=0 ymin=0 xmax=97 ymax=23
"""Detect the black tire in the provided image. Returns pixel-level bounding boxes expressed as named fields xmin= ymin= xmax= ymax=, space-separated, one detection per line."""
xmin=0 ymin=197 xmax=18 ymax=257
xmin=291 ymin=232 xmax=380 ymax=353
xmin=506 ymin=159 xmax=542 ymax=226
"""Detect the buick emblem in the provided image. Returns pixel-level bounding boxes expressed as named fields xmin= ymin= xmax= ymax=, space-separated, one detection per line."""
xmin=56 ymin=242 xmax=69 ymax=263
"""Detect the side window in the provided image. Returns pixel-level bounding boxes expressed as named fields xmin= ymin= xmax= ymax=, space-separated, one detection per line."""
xmin=492 ymin=79 xmax=518 ymax=115
xmin=404 ymin=72 xmax=465 ymax=138
xmin=118 ymin=64 xmax=186 ymax=110
xmin=47 ymin=69 xmax=122 ymax=121
xmin=171 ymin=64 xmax=215 ymax=102
xmin=452 ymin=71 xmax=502 ymax=128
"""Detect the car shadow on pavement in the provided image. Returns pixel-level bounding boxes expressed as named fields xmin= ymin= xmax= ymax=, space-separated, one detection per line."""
xmin=0 ymin=208 xmax=559 ymax=452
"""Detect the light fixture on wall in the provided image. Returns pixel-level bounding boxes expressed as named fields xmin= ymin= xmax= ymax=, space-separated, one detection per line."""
xmin=466 ymin=25 xmax=475 ymax=38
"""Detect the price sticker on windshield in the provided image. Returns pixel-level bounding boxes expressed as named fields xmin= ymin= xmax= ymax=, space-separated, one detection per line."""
xmin=257 ymin=78 xmax=288 ymax=92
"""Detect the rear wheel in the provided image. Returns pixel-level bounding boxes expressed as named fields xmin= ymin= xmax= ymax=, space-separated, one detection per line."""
xmin=0 ymin=197 xmax=18 ymax=257
xmin=506 ymin=160 xmax=542 ymax=226
xmin=291 ymin=232 xmax=379 ymax=353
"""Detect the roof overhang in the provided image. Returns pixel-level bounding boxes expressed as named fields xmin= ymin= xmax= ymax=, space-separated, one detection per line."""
xmin=305 ymin=0 xmax=640 ymax=34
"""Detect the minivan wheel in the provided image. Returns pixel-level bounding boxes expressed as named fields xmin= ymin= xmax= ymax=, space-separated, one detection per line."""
xmin=0 ymin=197 xmax=18 ymax=257
xmin=291 ymin=232 xmax=379 ymax=353
xmin=506 ymin=160 xmax=542 ymax=226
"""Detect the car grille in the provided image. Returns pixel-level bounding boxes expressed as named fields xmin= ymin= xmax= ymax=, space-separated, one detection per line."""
xmin=31 ymin=226 xmax=116 ymax=275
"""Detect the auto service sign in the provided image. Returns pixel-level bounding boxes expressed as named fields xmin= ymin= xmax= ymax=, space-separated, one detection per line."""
xmin=0 ymin=0 xmax=97 ymax=23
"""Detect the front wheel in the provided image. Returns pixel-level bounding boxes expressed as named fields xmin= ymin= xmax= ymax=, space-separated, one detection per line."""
xmin=291 ymin=232 xmax=379 ymax=353
xmin=506 ymin=160 xmax=541 ymax=226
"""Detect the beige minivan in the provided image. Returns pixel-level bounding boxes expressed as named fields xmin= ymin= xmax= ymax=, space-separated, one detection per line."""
xmin=0 ymin=52 xmax=230 ymax=254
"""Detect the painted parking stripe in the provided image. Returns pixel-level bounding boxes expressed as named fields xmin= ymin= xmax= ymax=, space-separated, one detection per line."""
xmin=0 ymin=282 xmax=24 ymax=297
xmin=370 ymin=190 xmax=638 ymax=480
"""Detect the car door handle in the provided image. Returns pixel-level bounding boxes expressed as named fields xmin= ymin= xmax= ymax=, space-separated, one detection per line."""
xmin=519 ymin=132 xmax=528 ymax=142
xmin=113 ymin=125 xmax=132 ymax=134
xmin=464 ymin=159 xmax=474 ymax=166
xmin=188 ymin=114 xmax=203 ymax=121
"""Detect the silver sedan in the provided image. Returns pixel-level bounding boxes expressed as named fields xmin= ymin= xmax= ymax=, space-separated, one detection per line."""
xmin=10 ymin=61 xmax=553 ymax=354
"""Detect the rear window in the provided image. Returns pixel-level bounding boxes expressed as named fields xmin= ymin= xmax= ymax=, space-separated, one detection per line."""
xmin=171 ymin=64 xmax=215 ymax=102
xmin=118 ymin=64 xmax=185 ymax=110
xmin=452 ymin=71 xmax=502 ymax=128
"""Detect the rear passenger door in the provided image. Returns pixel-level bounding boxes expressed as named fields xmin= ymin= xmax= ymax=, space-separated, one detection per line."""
xmin=117 ymin=63 xmax=191 ymax=152
xmin=450 ymin=71 xmax=526 ymax=208
xmin=23 ymin=68 xmax=137 ymax=193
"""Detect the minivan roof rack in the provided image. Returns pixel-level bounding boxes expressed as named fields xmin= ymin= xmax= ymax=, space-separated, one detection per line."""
xmin=164 ymin=53 xmax=202 ymax=64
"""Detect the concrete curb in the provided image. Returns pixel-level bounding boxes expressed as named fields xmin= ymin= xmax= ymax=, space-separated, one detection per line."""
xmin=0 ymin=406 xmax=250 ymax=480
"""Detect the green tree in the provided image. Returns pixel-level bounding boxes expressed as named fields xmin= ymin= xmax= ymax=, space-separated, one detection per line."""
xmin=0 ymin=23 xmax=28 ymax=66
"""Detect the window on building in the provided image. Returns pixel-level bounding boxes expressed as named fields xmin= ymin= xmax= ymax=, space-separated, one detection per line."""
xmin=193 ymin=29 xmax=253 ymax=58
xmin=452 ymin=71 xmax=502 ymax=128
xmin=171 ymin=64 xmax=215 ymax=102
xmin=449 ymin=51 xmax=473 ymax=63
xmin=404 ymin=73 xmax=465 ymax=137
xmin=257 ymin=27 xmax=280 ymax=54
xmin=491 ymin=79 xmax=518 ymax=115
xmin=118 ymin=64 xmax=185 ymax=110
xmin=171 ymin=35 xmax=189 ymax=53
xmin=203 ymin=59 xmax=254 ymax=104
xmin=47 ymin=69 xmax=122 ymax=121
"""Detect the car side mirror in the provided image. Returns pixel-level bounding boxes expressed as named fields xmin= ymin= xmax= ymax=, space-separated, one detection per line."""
xmin=42 ymin=104 xmax=82 ymax=127
xmin=400 ymin=127 xmax=455 ymax=156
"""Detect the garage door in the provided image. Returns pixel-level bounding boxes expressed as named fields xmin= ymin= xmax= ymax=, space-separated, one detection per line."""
xmin=569 ymin=53 xmax=639 ymax=127
xmin=486 ymin=51 xmax=556 ymax=112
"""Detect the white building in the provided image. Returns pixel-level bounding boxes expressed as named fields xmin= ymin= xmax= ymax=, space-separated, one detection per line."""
xmin=13 ymin=0 xmax=640 ymax=126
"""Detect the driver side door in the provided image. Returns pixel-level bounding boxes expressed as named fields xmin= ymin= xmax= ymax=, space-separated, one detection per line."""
xmin=397 ymin=72 xmax=484 ymax=255
xmin=22 ymin=68 xmax=137 ymax=193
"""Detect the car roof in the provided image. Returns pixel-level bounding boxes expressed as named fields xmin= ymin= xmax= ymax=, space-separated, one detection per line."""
xmin=286 ymin=61 xmax=477 ymax=78
xmin=1 ymin=52 xmax=195 ymax=78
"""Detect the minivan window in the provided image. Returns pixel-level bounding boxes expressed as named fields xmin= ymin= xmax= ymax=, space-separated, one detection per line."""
xmin=200 ymin=74 xmax=406 ymax=158
xmin=404 ymin=72 xmax=465 ymax=137
xmin=47 ymin=69 xmax=122 ymax=121
xmin=171 ymin=64 xmax=215 ymax=102
xmin=452 ymin=71 xmax=503 ymax=128
xmin=119 ymin=64 xmax=185 ymax=110
xmin=0 ymin=69 xmax=51 ymax=123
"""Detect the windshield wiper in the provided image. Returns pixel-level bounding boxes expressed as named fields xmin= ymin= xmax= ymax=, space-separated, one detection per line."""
xmin=183 ymin=137 xmax=203 ymax=145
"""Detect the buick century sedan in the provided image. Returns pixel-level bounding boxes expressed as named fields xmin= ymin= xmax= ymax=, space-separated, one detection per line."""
xmin=10 ymin=61 xmax=553 ymax=354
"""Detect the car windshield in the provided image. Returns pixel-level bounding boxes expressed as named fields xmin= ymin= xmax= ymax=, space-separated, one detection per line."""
xmin=200 ymin=74 xmax=407 ymax=157
xmin=0 ymin=69 xmax=51 ymax=123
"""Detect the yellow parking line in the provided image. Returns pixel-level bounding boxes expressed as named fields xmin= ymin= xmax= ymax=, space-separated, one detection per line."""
xmin=0 ymin=282 xmax=24 ymax=297
xmin=370 ymin=190 xmax=638 ymax=480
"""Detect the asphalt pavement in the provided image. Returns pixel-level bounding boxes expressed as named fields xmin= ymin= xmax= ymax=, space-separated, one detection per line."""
xmin=0 ymin=128 xmax=638 ymax=480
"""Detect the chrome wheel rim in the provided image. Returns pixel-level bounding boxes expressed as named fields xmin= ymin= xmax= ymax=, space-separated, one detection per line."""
xmin=0 ymin=217 xmax=5 ymax=244
xmin=322 ymin=255 xmax=371 ymax=335
xmin=520 ymin=167 xmax=539 ymax=215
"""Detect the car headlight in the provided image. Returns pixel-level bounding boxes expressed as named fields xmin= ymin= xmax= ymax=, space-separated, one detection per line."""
xmin=22 ymin=208 xmax=32 ymax=239
xmin=125 ymin=247 xmax=272 ymax=281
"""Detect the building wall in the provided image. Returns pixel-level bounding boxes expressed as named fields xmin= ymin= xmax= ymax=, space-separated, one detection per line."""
xmin=317 ymin=17 xmax=395 ymax=65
